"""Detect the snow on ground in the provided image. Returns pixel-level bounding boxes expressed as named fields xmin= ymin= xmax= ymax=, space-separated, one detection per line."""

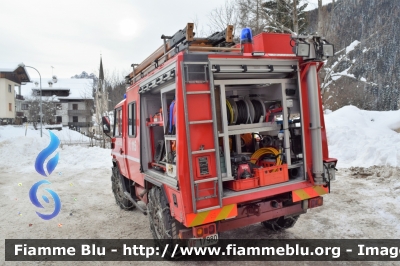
xmin=0 ymin=125 xmax=110 ymax=174
xmin=0 ymin=124 xmax=91 ymax=143
xmin=325 ymin=105 xmax=400 ymax=168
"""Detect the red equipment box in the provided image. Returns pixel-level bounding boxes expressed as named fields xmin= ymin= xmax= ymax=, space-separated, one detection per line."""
xmin=253 ymin=164 xmax=289 ymax=187
xmin=253 ymin=33 xmax=294 ymax=55
xmin=225 ymin=177 xmax=259 ymax=191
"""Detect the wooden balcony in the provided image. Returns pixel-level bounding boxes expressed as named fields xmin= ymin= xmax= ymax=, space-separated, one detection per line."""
xmin=16 ymin=94 xmax=24 ymax=100
xmin=68 ymin=109 xmax=88 ymax=116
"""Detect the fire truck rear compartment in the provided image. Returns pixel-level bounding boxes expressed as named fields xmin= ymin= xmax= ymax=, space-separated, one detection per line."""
xmin=139 ymin=57 xmax=307 ymax=213
xmin=218 ymin=79 xmax=306 ymax=201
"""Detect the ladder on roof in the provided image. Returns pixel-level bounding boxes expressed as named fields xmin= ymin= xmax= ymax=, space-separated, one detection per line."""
xmin=126 ymin=23 xmax=237 ymax=85
xmin=181 ymin=66 xmax=223 ymax=214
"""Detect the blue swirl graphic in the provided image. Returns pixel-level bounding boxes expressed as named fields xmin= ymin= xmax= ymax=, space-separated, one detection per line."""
xmin=35 ymin=130 xmax=60 ymax=177
xmin=29 ymin=180 xmax=61 ymax=220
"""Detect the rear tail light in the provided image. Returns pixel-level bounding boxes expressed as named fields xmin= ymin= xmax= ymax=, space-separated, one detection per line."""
xmin=196 ymin=228 xmax=203 ymax=237
xmin=209 ymin=224 xmax=215 ymax=234
xmin=111 ymin=142 xmax=115 ymax=149
xmin=192 ymin=223 xmax=216 ymax=237
xmin=308 ymin=197 xmax=323 ymax=208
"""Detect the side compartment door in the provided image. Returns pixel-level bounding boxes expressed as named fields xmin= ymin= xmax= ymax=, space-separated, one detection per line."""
xmin=113 ymin=107 xmax=127 ymax=176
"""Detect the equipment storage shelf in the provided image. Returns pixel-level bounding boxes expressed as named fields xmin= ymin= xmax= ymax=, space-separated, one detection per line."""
xmin=211 ymin=76 xmax=305 ymax=197
xmin=146 ymin=121 xmax=163 ymax=127
xmin=215 ymin=79 xmax=291 ymax=183
xmin=161 ymin=84 xmax=177 ymax=179
xmin=226 ymin=122 xmax=279 ymax=135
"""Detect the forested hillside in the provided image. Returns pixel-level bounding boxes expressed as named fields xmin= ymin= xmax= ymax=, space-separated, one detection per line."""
xmin=308 ymin=0 xmax=400 ymax=111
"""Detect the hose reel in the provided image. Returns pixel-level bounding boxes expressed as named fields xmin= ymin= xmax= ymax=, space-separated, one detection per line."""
xmin=225 ymin=96 xmax=268 ymax=125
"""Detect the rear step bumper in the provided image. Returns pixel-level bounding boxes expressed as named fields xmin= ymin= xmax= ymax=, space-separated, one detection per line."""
xmin=217 ymin=201 xmax=305 ymax=232
xmin=222 ymin=180 xmax=313 ymax=205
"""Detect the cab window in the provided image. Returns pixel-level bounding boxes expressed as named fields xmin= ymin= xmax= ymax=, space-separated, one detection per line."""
xmin=114 ymin=108 xmax=122 ymax=137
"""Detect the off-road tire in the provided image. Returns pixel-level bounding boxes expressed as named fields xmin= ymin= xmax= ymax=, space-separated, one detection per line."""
xmin=111 ymin=167 xmax=135 ymax=210
xmin=262 ymin=215 xmax=299 ymax=231
xmin=147 ymin=186 xmax=184 ymax=258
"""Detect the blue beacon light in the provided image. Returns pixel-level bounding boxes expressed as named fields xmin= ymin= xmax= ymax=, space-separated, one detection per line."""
xmin=240 ymin=28 xmax=253 ymax=44
xmin=124 ymin=93 xmax=126 ymax=99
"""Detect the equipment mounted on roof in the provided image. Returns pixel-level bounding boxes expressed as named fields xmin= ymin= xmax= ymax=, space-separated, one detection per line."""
xmin=126 ymin=23 xmax=236 ymax=85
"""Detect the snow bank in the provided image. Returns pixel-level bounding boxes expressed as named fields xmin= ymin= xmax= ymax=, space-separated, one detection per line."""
xmin=0 ymin=125 xmax=91 ymax=143
xmin=325 ymin=106 xmax=400 ymax=168
xmin=0 ymin=125 xmax=111 ymax=174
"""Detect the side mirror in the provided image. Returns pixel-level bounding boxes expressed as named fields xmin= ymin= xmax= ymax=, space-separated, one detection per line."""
xmin=101 ymin=116 xmax=111 ymax=134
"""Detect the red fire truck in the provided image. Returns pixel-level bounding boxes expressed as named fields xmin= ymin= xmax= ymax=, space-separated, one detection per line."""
xmin=102 ymin=23 xmax=336 ymax=248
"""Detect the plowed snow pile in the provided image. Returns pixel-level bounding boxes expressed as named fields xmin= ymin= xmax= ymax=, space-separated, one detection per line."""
xmin=0 ymin=125 xmax=111 ymax=173
xmin=325 ymin=105 xmax=400 ymax=168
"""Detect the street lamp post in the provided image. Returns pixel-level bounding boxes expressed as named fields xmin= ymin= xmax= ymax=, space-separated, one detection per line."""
xmin=19 ymin=64 xmax=42 ymax=137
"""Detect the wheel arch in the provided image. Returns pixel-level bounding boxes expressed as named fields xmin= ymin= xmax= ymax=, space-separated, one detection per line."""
xmin=144 ymin=179 xmax=170 ymax=207
xmin=112 ymin=160 xmax=135 ymax=198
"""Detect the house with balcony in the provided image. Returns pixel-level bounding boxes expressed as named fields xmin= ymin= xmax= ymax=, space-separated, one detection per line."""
xmin=0 ymin=63 xmax=31 ymax=124
xmin=21 ymin=78 xmax=94 ymax=133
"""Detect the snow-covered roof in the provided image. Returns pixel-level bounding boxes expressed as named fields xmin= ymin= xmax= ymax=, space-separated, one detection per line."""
xmin=0 ymin=62 xmax=31 ymax=83
xmin=32 ymin=87 xmax=70 ymax=91
xmin=21 ymin=78 xmax=94 ymax=100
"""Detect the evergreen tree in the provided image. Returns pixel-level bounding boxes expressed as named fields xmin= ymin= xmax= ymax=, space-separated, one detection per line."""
xmin=264 ymin=0 xmax=308 ymax=34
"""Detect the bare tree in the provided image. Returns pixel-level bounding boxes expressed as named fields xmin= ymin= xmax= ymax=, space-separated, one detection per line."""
xmin=207 ymin=0 xmax=239 ymax=36
xmin=77 ymin=83 xmax=96 ymax=144
xmin=192 ymin=15 xmax=207 ymax=37
xmin=107 ymin=69 xmax=128 ymax=111
xmin=95 ymin=96 xmax=108 ymax=148
xmin=25 ymin=94 xmax=58 ymax=127
xmin=93 ymin=67 xmax=128 ymax=148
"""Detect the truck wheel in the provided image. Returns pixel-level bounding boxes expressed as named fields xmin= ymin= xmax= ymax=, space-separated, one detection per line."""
xmin=147 ymin=186 xmax=183 ymax=258
xmin=262 ymin=215 xmax=299 ymax=231
xmin=111 ymin=167 xmax=135 ymax=210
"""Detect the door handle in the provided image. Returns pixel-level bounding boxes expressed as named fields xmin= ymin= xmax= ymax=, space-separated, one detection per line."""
xmin=120 ymin=148 xmax=124 ymax=155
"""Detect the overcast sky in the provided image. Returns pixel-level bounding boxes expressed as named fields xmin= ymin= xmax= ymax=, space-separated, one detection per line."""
xmin=0 ymin=0 xmax=329 ymax=80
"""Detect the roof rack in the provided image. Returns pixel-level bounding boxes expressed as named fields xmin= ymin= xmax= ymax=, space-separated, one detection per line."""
xmin=126 ymin=23 xmax=238 ymax=84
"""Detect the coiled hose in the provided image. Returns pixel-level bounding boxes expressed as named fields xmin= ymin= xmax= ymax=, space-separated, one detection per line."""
xmin=251 ymin=100 xmax=264 ymax=123
xmin=235 ymin=100 xmax=248 ymax=125
xmin=226 ymin=100 xmax=234 ymax=125
xmin=250 ymin=147 xmax=282 ymax=166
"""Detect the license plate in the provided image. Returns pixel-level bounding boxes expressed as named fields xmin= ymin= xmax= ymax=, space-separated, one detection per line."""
xmin=188 ymin=234 xmax=218 ymax=248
